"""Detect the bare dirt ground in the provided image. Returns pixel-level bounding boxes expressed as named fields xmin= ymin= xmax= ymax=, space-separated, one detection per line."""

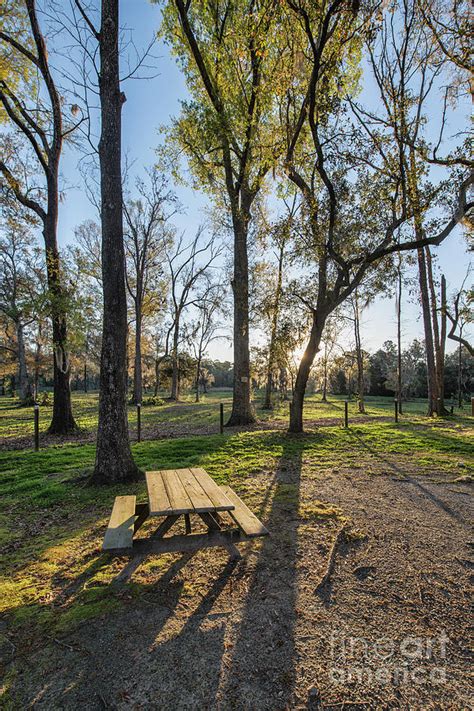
xmin=5 ymin=454 xmax=472 ymax=710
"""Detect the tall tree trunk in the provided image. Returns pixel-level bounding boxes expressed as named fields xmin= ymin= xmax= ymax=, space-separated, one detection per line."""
xmin=289 ymin=314 xmax=325 ymax=433
xmin=262 ymin=241 xmax=284 ymax=410
xmin=353 ymin=292 xmax=365 ymax=414
xmin=92 ymin=0 xmax=139 ymax=484
xmin=16 ymin=321 xmax=32 ymax=403
xmin=132 ymin=307 xmax=143 ymax=405
xmin=416 ymin=244 xmax=438 ymax=415
xmin=227 ymin=212 xmax=255 ymax=426
xmin=396 ymin=253 xmax=403 ymax=414
xmin=44 ymin=204 xmax=77 ymax=433
xmin=425 ymin=249 xmax=448 ymax=415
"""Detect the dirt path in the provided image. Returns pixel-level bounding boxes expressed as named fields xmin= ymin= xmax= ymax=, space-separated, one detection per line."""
xmin=5 ymin=460 xmax=472 ymax=709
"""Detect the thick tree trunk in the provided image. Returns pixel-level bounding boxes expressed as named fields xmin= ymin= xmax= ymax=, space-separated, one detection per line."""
xmin=227 ymin=214 xmax=255 ymax=425
xmin=289 ymin=314 xmax=325 ymax=433
xmin=83 ymin=361 xmax=88 ymax=393
xmin=262 ymin=242 xmax=284 ymax=410
xmin=44 ymin=204 xmax=76 ymax=433
xmin=132 ymin=308 xmax=143 ymax=405
xmin=16 ymin=321 xmax=32 ymax=403
xmin=92 ymin=0 xmax=140 ymax=484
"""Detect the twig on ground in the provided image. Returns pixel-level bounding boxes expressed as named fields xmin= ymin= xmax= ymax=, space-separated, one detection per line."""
xmin=315 ymin=524 xmax=347 ymax=592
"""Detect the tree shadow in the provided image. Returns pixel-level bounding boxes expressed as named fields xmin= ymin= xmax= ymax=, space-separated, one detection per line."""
xmin=348 ymin=429 xmax=464 ymax=523
xmin=216 ymin=432 xmax=305 ymax=709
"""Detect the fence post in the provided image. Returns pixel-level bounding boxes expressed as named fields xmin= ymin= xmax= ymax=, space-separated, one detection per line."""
xmin=34 ymin=403 xmax=39 ymax=451
xmin=344 ymin=400 xmax=348 ymax=428
xmin=219 ymin=402 xmax=224 ymax=434
xmin=137 ymin=403 xmax=141 ymax=443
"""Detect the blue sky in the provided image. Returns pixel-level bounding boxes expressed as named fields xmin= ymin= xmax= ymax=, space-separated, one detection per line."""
xmin=56 ymin=0 xmax=471 ymax=361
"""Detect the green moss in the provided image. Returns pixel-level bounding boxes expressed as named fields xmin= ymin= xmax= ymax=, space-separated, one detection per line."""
xmin=299 ymin=501 xmax=345 ymax=522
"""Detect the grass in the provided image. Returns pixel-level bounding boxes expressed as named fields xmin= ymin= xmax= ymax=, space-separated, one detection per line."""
xmin=0 ymin=391 xmax=472 ymax=652
xmin=1 ymin=389 xmax=471 ymax=442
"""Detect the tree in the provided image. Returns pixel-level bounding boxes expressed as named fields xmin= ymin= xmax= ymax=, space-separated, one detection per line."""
xmin=280 ymin=0 xmax=472 ymax=432
xmin=124 ymin=169 xmax=174 ymax=404
xmin=163 ymin=229 xmax=222 ymax=401
xmin=0 ymin=0 xmax=79 ymax=432
xmin=159 ymin=0 xmax=289 ymax=425
xmin=253 ymin=206 xmax=293 ymax=410
xmin=0 ymin=213 xmax=44 ymax=403
xmin=446 ymin=273 xmax=473 ymax=357
xmin=89 ymin=0 xmax=140 ymax=483
xmin=188 ymin=284 xmax=225 ymax=402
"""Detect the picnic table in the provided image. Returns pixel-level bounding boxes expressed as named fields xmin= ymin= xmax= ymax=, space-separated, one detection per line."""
xmin=102 ymin=468 xmax=269 ymax=567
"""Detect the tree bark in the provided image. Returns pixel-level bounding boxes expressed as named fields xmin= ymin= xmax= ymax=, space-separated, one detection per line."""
xmin=289 ymin=313 xmax=325 ymax=433
xmin=227 ymin=213 xmax=255 ymax=425
xmin=92 ymin=0 xmax=140 ymax=484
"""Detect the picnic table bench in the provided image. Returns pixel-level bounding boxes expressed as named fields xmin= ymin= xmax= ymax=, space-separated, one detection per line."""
xmin=102 ymin=468 xmax=269 ymax=567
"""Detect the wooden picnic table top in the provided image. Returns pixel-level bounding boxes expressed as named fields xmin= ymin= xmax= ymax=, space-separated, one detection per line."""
xmin=145 ymin=467 xmax=235 ymax=517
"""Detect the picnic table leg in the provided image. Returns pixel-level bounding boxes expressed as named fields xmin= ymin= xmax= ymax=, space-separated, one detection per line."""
xmin=184 ymin=513 xmax=191 ymax=535
xmin=134 ymin=503 xmax=150 ymax=533
xmin=198 ymin=512 xmax=242 ymax=560
xmin=198 ymin=512 xmax=222 ymax=532
xmin=113 ymin=514 xmax=180 ymax=584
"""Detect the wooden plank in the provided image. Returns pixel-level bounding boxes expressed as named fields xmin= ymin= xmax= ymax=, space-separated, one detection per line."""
xmin=103 ymin=495 xmax=136 ymax=550
xmin=220 ymin=486 xmax=269 ymax=538
xmin=190 ymin=468 xmax=234 ymax=511
xmin=177 ymin=468 xmax=215 ymax=512
xmin=146 ymin=471 xmax=172 ymax=515
xmin=134 ymin=502 xmax=149 ymax=533
xmin=161 ymin=469 xmax=193 ymax=514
